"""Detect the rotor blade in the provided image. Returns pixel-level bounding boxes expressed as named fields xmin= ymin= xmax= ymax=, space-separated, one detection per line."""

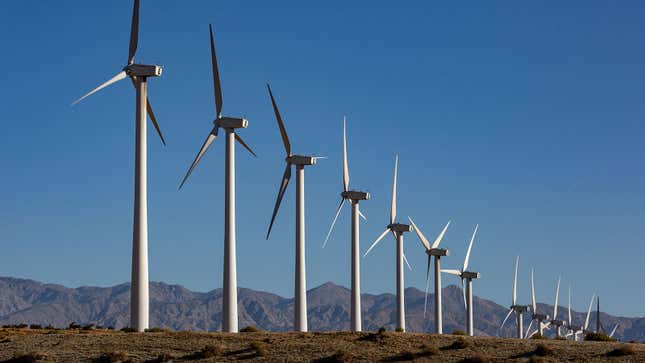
xmin=266 ymin=164 xmax=292 ymax=240
xmin=431 ymin=221 xmax=451 ymax=249
xmin=441 ymin=269 xmax=462 ymax=276
xmin=322 ymin=198 xmax=346 ymax=248
xmin=407 ymin=217 xmax=430 ymax=251
xmin=364 ymin=228 xmax=391 ymax=257
xmin=234 ymin=133 xmax=257 ymax=157
xmin=390 ymin=155 xmax=398 ymax=225
xmin=128 ymin=0 xmax=139 ymax=65
xmin=209 ymin=24 xmax=223 ymax=117
xmin=525 ymin=319 xmax=534 ymax=339
xmin=463 ymin=224 xmax=478 ymax=271
xmin=178 ymin=126 xmax=219 ymax=189
xmin=266 ymin=84 xmax=291 ymax=156
xmin=129 ymin=77 xmax=166 ymax=146
xmin=531 ymin=268 xmax=537 ymax=313
xmin=461 ymin=279 xmax=467 ymax=310
xmin=424 ymin=255 xmax=431 ymax=318
xmin=527 ymin=329 xmax=539 ymax=339
xmin=500 ymin=308 xmax=514 ymax=332
xmin=71 ymin=71 xmax=127 ymax=105
xmin=357 ymin=209 xmax=367 ymax=220
xmin=553 ymin=276 xmax=561 ymax=319
xmin=609 ymin=323 xmax=619 ymax=338
xmin=342 ymin=116 xmax=349 ymax=192
xmin=584 ymin=293 xmax=595 ymax=330
xmin=402 ymin=252 xmax=412 ymax=271
xmin=513 ymin=256 xmax=519 ymax=306
xmin=542 ymin=322 xmax=551 ymax=330
xmin=568 ymin=286 xmax=572 ymax=327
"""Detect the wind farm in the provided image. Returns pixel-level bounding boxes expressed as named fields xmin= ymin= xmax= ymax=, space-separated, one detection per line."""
xmin=1 ymin=0 xmax=645 ymax=361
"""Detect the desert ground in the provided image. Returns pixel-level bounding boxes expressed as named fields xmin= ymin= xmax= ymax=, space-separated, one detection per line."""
xmin=0 ymin=328 xmax=643 ymax=362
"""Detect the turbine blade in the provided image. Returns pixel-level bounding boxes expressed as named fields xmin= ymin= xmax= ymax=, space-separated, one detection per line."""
xmin=461 ymin=279 xmax=467 ymax=310
xmin=568 ymin=286 xmax=572 ymax=327
xmin=322 ymin=198 xmax=346 ymax=248
xmin=234 ymin=133 xmax=257 ymax=157
xmin=431 ymin=221 xmax=451 ymax=249
xmin=542 ymin=322 xmax=551 ymax=330
xmin=407 ymin=217 xmax=430 ymax=251
xmin=441 ymin=269 xmax=462 ymax=276
xmin=553 ymin=276 xmax=561 ymax=319
xmin=357 ymin=209 xmax=367 ymax=220
xmin=584 ymin=293 xmax=595 ymax=330
xmin=513 ymin=256 xmax=519 ymax=306
xmin=364 ymin=228 xmax=390 ymax=257
xmin=390 ymin=155 xmax=398 ymax=225
xmin=531 ymin=268 xmax=537 ymax=313
xmin=500 ymin=308 xmax=514 ymax=332
xmin=130 ymin=77 xmax=166 ymax=146
xmin=402 ymin=252 xmax=412 ymax=271
xmin=71 ymin=71 xmax=127 ymax=105
xmin=463 ymin=224 xmax=478 ymax=271
xmin=423 ymin=255 xmax=431 ymax=318
xmin=128 ymin=0 xmax=139 ymax=65
xmin=209 ymin=24 xmax=223 ymax=117
xmin=266 ymin=164 xmax=292 ymax=239
xmin=178 ymin=126 xmax=218 ymax=189
xmin=610 ymin=323 xmax=619 ymax=338
xmin=525 ymin=319 xmax=534 ymax=339
xmin=342 ymin=116 xmax=349 ymax=192
xmin=266 ymin=84 xmax=291 ymax=156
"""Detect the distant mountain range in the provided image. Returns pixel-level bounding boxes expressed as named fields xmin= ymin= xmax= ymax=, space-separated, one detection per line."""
xmin=0 ymin=277 xmax=643 ymax=341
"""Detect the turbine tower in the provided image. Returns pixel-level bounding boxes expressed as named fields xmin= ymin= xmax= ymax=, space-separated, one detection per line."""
xmin=500 ymin=256 xmax=529 ymax=338
xmin=178 ymin=24 xmax=256 ymax=333
xmin=265 ymin=84 xmax=320 ymax=332
xmin=71 ymin=0 xmax=166 ymax=332
xmin=525 ymin=269 xmax=549 ymax=338
xmin=407 ymin=218 xmax=450 ymax=334
xmin=543 ymin=276 xmax=563 ymax=338
xmin=322 ymin=117 xmax=369 ymax=332
xmin=364 ymin=155 xmax=413 ymax=332
xmin=442 ymin=225 xmax=480 ymax=336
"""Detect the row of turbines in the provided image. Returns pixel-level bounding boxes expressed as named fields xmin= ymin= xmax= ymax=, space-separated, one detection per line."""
xmin=499 ymin=257 xmax=619 ymax=340
xmin=70 ymin=1 xmax=608 ymax=338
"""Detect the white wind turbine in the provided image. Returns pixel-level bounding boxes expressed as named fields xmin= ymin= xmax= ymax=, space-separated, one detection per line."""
xmin=178 ymin=24 xmax=256 ymax=333
xmin=442 ymin=225 xmax=480 ymax=336
xmin=525 ymin=269 xmax=549 ymax=338
xmin=500 ymin=256 xmax=529 ymax=338
xmin=265 ymin=84 xmax=321 ymax=332
xmin=542 ymin=276 xmax=564 ymax=338
xmin=407 ymin=218 xmax=450 ymax=334
xmin=571 ymin=292 xmax=596 ymax=340
xmin=564 ymin=286 xmax=584 ymax=341
xmin=322 ymin=117 xmax=370 ymax=332
xmin=364 ymin=155 xmax=413 ymax=332
xmin=71 ymin=0 xmax=166 ymax=332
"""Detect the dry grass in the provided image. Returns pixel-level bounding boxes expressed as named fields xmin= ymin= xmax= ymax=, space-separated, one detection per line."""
xmin=0 ymin=328 xmax=644 ymax=362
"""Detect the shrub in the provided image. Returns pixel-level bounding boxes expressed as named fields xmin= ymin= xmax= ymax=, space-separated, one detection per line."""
xmin=251 ymin=341 xmax=268 ymax=357
xmin=530 ymin=333 xmax=546 ymax=339
xmin=8 ymin=351 xmax=51 ymax=363
xmin=144 ymin=327 xmax=168 ymax=333
xmin=607 ymin=344 xmax=636 ymax=357
xmin=459 ymin=355 xmax=490 ymax=363
xmin=378 ymin=326 xmax=387 ymax=334
xmin=240 ymin=325 xmax=260 ymax=333
xmin=29 ymin=324 xmax=42 ymax=330
xmin=16 ymin=324 xmax=28 ymax=329
xmin=554 ymin=336 xmax=567 ymax=340
xmin=44 ymin=325 xmax=55 ymax=330
xmin=68 ymin=322 xmax=81 ymax=330
xmin=533 ymin=344 xmax=553 ymax=357
xmin=120 ymin=327 xmax=136 ymax=333
xmin=82 ymin=324 xmax=96 ymax=331
xmin=584 ymin=332 xmax=615 ymax=342
xmin=198 ymin=345 xmax=222 ymax=359
xmin=452 ymin=330 xmax=467 ymax=336
xmin=92 ymin=351 xmax=129 ymax=363
xmin=445 ymin=338 xmax=469 ymax=350
xmin=395 ymin=327 xmax=404 ymax=333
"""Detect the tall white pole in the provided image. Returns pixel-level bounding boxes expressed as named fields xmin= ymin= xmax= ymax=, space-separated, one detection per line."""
xmin=131 ymin=77 xmax=149 ymax=332
xmin=467 ymin=278 xmax=473 ymax=336
xmin=351 ymin=201 xmax=361 ymax=332
xmin=435 ymin=256 xmax=442 ymax=334
xmin=295 ymin=165 xmax=307 ymax=332
xmin=517 ymin=313 xmax=523 ymax=338
xmin=396 ymin=232 xmax=405 ymax=332
xmin=222 ymin=129 xmax=238 ymax=333
xmin=539 ymin=321 xmax=544 ymax=336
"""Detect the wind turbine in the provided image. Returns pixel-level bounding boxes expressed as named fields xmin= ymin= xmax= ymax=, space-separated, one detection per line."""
xmin=442 ymin=225 xmax=480 ymax=336
xmin=71 ymin=0 xmax=165 ymax=332
xmin=407 ymin=218 xmax=450 ymax=334
xmin=572 ymin=293 xmax=596 ymax=340
xmin=500 ymin=256 xmax=529 ymax=338
xmin=525 ymin=269 xmax=549 ymax=338
xmin=322 ymin=117 xmax=369 ymax=332
xmin=543 ymin=276 xmax=564 ymax=338
xmin=265 ymin=84 xmax=321 ymax=332
xmin=564 ymin=286 xmax=583 ymax=341
xmin=364 ymin=155 xmax=413 ymax=332
xmin=178 ymin=24 xmax=256 ymax=333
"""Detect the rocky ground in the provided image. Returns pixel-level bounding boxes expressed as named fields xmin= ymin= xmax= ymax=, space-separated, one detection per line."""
xmin=0 ymin=328 xmax=644 ymax=362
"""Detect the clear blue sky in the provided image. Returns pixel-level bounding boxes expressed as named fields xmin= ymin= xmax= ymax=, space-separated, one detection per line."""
xmin=0 ymin=1 xmax=643 ymax=317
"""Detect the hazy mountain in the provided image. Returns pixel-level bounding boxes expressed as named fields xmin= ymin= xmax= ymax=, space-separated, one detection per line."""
xmin=0 ymin=277 xmax=642 ymax=341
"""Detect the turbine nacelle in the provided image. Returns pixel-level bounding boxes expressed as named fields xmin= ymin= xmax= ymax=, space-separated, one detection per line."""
xmin=461 ymin=271 xmax=480 ymax=279
xmin=533 ymin=313 xmax=549 ymax=321
xmin=511 ymin=305 xmax=529 ymax=313
xmin=215 ymin=117 xmax=248 ymax=129
xmin=287 ymin=155 xmax=316 ymax=166
xmin=125 ymin=64 xmax=162 ymax=77
xmin=426 ymin=248 xmax=449 ymax=257
xmin=341 ymin=190 xmax=370 ymax=201
xmin=388 ymin=223 xmax=413 ymax=233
